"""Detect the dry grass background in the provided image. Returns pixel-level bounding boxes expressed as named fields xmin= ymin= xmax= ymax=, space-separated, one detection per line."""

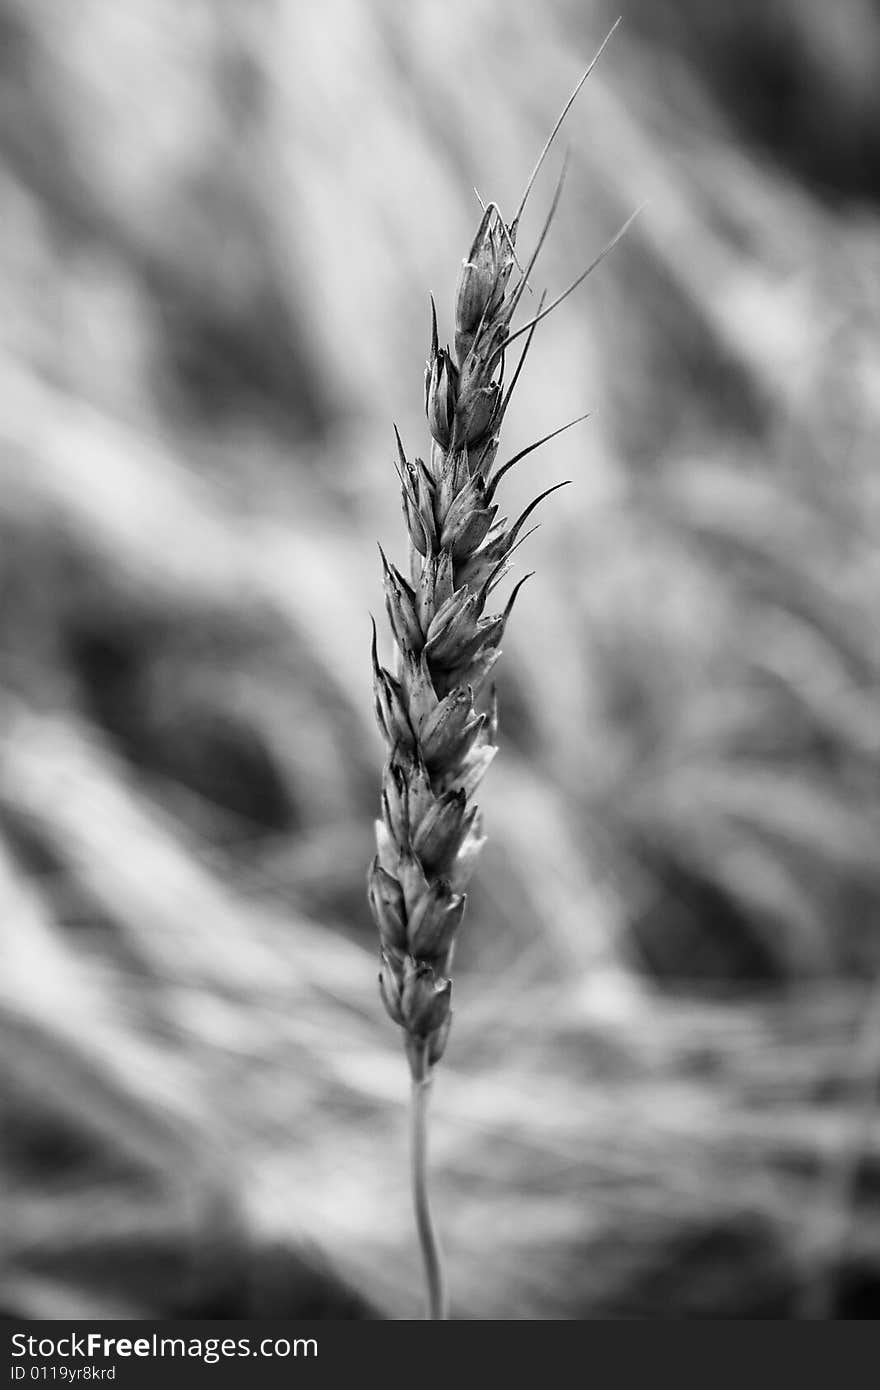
xmin=1 ymin=0 xmax=880 ymax=1318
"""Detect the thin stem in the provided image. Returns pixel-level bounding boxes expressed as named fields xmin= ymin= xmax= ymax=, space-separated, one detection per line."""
xmin=409 ymin=1044 xmax=448 ymax=1319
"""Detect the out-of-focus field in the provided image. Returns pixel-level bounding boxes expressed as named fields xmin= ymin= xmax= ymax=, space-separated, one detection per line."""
xmin=2 ymin=0 xmax=879 ymax=1319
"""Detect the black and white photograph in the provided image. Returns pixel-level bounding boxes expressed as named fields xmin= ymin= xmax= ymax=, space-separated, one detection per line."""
xmin=2 ymin=0 xmax=880 ymax=1336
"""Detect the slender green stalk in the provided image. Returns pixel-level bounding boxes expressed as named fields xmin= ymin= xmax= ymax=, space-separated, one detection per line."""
xmin=409 ymin=1043 xmax=448 ymax=1319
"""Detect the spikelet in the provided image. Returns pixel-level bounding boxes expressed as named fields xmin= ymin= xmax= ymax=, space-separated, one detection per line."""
xmin=367 ymin=195 xmax=553 ymax=1078
xmin=369 ymin=29 xmax=636 ymax=1078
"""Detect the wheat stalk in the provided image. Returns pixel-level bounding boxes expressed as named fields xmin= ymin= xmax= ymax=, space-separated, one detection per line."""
xmin=368 ymin=21 xmax=635 ymax=1320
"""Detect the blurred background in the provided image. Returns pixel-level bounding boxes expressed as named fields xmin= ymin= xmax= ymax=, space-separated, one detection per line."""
xmin=2 ymin=0 xmax=879 ymax=1320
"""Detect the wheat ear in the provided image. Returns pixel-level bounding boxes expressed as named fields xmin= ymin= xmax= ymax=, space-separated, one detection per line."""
xmin=368 ymin=26 xmax=633 ymax=1320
